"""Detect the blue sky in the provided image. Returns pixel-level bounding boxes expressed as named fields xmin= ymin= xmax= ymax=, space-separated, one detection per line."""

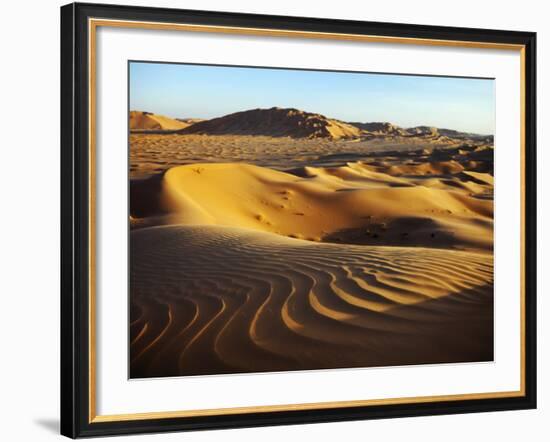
xmin=130 ymin=62 xmax=495 ymax=135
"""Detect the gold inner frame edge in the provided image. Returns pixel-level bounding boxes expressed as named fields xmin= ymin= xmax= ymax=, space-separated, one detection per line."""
xmin=87 ymin=17 xmax=527 ymax=424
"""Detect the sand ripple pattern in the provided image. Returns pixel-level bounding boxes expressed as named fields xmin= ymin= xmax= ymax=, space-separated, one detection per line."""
xmin=130 ymin=225 xmax=493 ymax=378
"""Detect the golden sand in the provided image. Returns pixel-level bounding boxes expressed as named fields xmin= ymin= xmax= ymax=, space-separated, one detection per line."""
xmin=130 ymin=225 xmax=492 ymax=377
xmin=129 ymin=131 xmax=494 ymax=378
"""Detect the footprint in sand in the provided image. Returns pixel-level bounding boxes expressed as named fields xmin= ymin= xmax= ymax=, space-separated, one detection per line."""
xmin=254 ymin=214 xmax=271 ymax=226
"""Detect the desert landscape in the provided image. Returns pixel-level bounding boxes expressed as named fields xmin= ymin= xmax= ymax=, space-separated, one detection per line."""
xmin=129 ymin=105 xmax=494 ymax=378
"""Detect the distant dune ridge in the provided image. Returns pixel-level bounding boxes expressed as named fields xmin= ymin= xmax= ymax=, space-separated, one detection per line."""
xmin=130 ymin=107 xmax=493 ymax=142
xmin=349 ymin=121 xmax=410 ymax=136
xmin=129 ymin=106 xmax=494 ymax=378
xmin=176 ymin=117 xmax=206 ymax=125
xmin=129 ymin=110 xmax=192 ymax=131
xmin=178 ymin=107 xmax=363 ymax=140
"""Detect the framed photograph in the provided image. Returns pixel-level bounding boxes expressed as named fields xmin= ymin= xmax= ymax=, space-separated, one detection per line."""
xmin=60 ymin=2 xmax=536 ymax=438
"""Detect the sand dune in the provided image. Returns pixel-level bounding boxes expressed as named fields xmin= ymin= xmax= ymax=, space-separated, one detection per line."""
xmin=131 ymin=161 xmax=493 ymax=251
xmin=174 ymin=107 xmax=492 ymax=142
xmin=130 ymin=111 xmax=191 ymax=131
xmin=350 ymin=121 xmax=410 ymax=136
xmin=179 ymin=107 xmax=363 ymax=140
xmin=130 ymin=225 xmax=493 ymax=378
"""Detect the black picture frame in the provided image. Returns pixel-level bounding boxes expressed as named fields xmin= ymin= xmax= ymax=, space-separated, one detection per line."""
xmin=61 ymin=2 xmax=537 ymax=438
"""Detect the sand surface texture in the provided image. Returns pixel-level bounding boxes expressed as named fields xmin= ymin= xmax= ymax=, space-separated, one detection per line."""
xmin=131 ymin=226 xmax=492 ymax=377
xmin=129 ymin=109 xmax=494 ymax=378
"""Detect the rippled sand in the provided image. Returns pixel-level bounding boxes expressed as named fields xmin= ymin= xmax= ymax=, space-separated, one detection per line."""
xmin=130 ymin=226 xmax=493 ymax=378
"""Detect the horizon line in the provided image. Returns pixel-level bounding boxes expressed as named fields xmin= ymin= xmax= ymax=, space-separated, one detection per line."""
xmin=129 ymin=107 xmax=494 ymax=136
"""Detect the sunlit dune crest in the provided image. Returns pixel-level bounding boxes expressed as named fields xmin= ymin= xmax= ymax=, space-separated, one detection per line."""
xmin=132 ymin=161 xmax=493 ymax=251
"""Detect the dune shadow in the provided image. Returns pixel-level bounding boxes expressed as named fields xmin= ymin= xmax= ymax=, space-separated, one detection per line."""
xmin=322 ymin=217 xmax=461 ymax=249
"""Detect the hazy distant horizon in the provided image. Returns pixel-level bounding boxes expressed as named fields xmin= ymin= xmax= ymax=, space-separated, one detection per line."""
xmin=130 ymin=61 xmax=495 ymax=135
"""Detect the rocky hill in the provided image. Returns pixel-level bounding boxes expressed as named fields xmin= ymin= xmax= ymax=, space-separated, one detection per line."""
xmin=179 ymin=107 xmax=362 ymax=140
